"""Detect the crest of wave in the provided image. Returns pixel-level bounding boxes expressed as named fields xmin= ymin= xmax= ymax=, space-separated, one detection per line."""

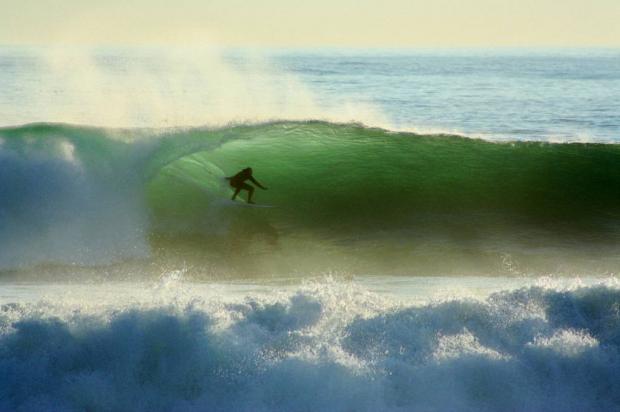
xmin=12 ymin=47 xmax=388 ymax=128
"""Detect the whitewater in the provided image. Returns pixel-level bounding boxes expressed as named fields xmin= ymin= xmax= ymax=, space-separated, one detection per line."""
xmin=1 ymin=47 xmax=620 ymax=411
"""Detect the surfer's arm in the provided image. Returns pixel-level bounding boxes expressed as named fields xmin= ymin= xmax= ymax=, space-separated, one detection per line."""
xmin=249 ymin=176 xmax=267 ymax=190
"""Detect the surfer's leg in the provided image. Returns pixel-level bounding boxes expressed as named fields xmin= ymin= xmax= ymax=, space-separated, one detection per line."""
xmin=231 ymin=186 xmax=242 ymax=200
xmin=242 ymin=183 xmax=255 ymax=203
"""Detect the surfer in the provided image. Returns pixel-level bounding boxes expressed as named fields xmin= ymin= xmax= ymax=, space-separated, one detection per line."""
xmin=226 ymin=167 xmax=267 ymax=204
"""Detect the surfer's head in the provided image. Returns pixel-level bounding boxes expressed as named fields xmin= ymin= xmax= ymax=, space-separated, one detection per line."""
xmin=244 ymin=167 xmax=253 ymax=174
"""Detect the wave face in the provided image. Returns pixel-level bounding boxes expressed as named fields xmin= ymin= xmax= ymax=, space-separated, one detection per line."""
xmin=1 ymin=280 xmax=620 ymax=411
xmin=2 ymin=122 xmax=620 ymax=274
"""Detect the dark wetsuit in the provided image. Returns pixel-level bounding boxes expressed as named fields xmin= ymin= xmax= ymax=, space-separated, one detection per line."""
xmin=227 ymin=168 xmax=266 ymax=203
xmin=228 ymin=169 xmax=253 ymax=188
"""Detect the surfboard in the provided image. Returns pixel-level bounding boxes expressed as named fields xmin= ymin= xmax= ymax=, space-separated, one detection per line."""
xmin=170 ymin=176 xmax=273 ymax=207
xmin=223 ymin=200 xmax=275 ymax=208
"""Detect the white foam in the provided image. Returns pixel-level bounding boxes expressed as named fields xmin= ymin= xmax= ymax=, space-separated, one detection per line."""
xmin=1 ymin=278 xmax=619 ymax=411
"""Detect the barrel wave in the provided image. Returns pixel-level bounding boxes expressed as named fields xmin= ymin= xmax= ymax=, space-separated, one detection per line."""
xmin=1 ymin=121 xmax=619 ymax=275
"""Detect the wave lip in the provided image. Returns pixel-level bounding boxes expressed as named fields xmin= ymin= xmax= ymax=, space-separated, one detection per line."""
xmin=1 ymin=282 xmax=619 ymax=411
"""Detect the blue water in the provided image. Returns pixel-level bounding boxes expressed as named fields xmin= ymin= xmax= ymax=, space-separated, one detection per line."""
xmin=1 ymin=47 xmax=619 ymax=140
xmin=1 ymin=276 xmax=620 ymax=412
xmin=1 ymin=47 xmax=620 ymax=411
xmin=266 ymin=48 xmax=620 ymax=140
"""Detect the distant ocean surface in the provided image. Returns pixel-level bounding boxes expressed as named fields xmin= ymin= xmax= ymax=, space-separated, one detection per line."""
xmin=1 ymin=47 xmax=619 ymax=140
xmin=1 ymin=47 xmax=620 ymax=411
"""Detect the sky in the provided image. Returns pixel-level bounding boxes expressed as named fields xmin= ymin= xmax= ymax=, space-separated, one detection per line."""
xmin=1 ymin=0 xmax=619 ymax=47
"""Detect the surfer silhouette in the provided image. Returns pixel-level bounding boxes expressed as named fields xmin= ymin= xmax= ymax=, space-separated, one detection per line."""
xmin=226 ymin=167 xmax=267 ymax=204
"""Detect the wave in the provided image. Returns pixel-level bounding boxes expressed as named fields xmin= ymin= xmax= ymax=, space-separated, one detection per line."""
xmin=1 ymin=280 xmax=619 ymax=411
xmin=1 ymin=121 xmax=620 ymax=274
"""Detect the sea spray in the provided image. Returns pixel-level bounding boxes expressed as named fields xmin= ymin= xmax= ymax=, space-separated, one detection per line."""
xmin=1 ymin=277 xmax=619 ymax=411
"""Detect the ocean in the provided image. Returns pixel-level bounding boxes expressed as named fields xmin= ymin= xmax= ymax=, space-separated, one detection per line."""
xmin=1 ymin=47 xmax=619 ymax=411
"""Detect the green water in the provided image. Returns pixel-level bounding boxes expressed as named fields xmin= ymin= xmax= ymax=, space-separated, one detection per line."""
xmin=2 ymin=121 xmax=619 ymax=275
xmin=144 ymin=121 xmax=620 ymax=276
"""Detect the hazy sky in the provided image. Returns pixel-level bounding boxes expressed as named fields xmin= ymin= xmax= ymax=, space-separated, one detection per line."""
xmin=2 ymin=0 xmax=619 ymax=47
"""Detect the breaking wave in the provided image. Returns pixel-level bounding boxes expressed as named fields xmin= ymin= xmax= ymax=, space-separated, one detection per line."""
xmin=1 ymin=121 xmax=619 ymax=275
xmin=1 ymin=280 xmax=619 ymax=411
